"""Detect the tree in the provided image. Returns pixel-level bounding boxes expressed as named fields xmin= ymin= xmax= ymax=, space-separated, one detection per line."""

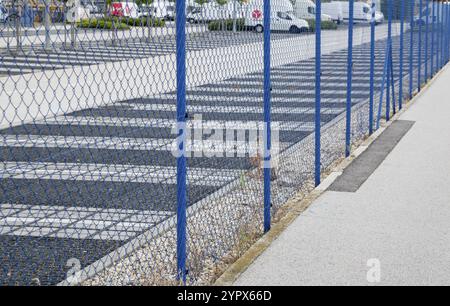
xmin=135 ymin=0 xmax=153 ymax=7
xmin=195 ymin=0 xmax=209 ymax=6
xmin=104 ymin=0 xmax=111 ymax=16
xmin=215 ymin=0 xmax=227 ymax=31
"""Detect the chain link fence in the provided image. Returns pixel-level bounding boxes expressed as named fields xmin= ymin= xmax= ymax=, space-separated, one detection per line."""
xmin=0 ymin=0 xmax=449 ymax=285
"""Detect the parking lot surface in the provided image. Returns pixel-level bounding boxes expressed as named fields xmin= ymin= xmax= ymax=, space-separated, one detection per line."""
xmin=0 ymin=30 xmax=428 ymax=284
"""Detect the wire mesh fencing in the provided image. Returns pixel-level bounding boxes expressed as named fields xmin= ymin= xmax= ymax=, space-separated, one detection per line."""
xmin=0 ymin=0 xmax=449 ymax=286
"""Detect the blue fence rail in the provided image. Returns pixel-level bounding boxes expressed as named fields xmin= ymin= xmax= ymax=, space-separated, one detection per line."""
xmin=0 ymin=0 xmax=449 ymax=285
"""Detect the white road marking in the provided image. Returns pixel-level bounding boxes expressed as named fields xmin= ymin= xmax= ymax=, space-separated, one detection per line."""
xmin=0 ymin=203 xmax=172 ymax=241
xmin=0 ymin=162 xmax=245 ymax=186
xmin=121 ymin=103 xmax=345 ymax=115
xmin=0 ymin=135 xmax=174 ymax=150
xmin=40 ymin=116 xmax=316 ymax=132
xmin=0 ymin=135 xmax=291 ymax=155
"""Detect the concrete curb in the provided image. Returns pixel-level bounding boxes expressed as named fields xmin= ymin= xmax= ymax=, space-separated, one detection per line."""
xmin=214 ymin=61 xmax=450 ymax=286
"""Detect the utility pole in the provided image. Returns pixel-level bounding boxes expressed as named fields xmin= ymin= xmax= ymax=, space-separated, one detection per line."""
xmin=232 ymin=0 xmax=237 ymax=33
xmin=44 ymin=0 xmax=51 ymax=51
xmin=14 ymin=0 xmax=23 ymax=54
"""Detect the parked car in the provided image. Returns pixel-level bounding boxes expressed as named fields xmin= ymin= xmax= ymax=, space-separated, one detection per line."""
xmin=322 ymin=1 xmax=344 ymax=24
xmin=338 ymin=1 xmax=384 ymax=24
xmin=165 ymin=4 xmax=175 ymax=20
xmin=414 ymin=2 xmax=446 ymax=26
xmin=85 ymin=4 xmax=100 ymax=15
xmin=138 ymin=4 xmax=151 ymax=17
xmin=66 ymin=6 xmax=91 ymax=22
xmin=0 ymin=5 xmax=8 ymax=23
xmin=140 ymin=1 xmax=175 ymax=20
xmin=186 ymin=4 xmax=229 ymax=24
xmin=244 ymin=0 xmax=309 ymax=33
xmin=292 ymin=0 xmax=332 ymax=22
xmin=81 ymin=0 xmax=100 ymax=14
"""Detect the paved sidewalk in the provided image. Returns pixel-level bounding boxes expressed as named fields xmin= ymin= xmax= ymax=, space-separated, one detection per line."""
xmin=235 ymin=64 xmax=450 ymax=286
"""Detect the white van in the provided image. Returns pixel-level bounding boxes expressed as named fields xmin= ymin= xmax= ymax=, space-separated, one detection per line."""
xmin=165 ymin=4 xmax=175 ymax=20
xmin=322 ymin=1 xmax=344 ymax=24
xmin=187 ymin=2 xmax=230 ymax=23
xmin=66 ymin=4 xmax=91 ymax=22
xmin=142 ymin=1 xmax=174 ymax=20
xmin=292 ymin=0 xmax=332 ymax=22
xmin=338 ymin=1 xmax=384 ymax=24
xmin=0 ymin=5 xmax=8 ymax=23
xmin=244 ymin=0 xmax=309 ymax=33
xmin=414 ymin=2 xmax=446 ymax=26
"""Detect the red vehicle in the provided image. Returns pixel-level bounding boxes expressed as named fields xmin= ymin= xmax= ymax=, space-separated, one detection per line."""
xmin=111 ymin=2 xmax=125 ymax=17
xmin=110 ymin=2 xmax=140 ymax=18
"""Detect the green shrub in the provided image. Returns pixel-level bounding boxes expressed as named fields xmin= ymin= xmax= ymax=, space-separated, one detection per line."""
xmin=306 ymin=19 xmax=338 ymax=31
xmin=130 ymin=17 xmax=165 ymax=27
xmin=103 ymin=16 xmax=165 ymax=27
xmin=76 ymin=18 xmax=130 ymax=30
xmin=208 ymin=18 xmax=246 ymax=31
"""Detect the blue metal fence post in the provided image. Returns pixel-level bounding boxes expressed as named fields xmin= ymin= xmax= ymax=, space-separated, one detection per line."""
xmin=176 ymin=0 xmax=187 ymax=284
xmin=436 ymin=0 xmax=440 ymax=71
xmin=439 ymin=1 xmax=442 ymax=67
xmin=443 ymin=0 xmax=445 ymax=64
xmin=345 ymin=0 xmax=354 ymax=157
xmin=444 ymin=1 xmax=448 ymax=65
xmin=263 ymin=0 xmax=271 ymax=233
xmin=390 ymin=47 xmax=396 ymax=114
xmin=432 ymin=0 xmax=435 ymax=75
xmin=442 ymin=1 xmax=445 ymax=67
xmin=386 ymin=56 xmax=391 ymax=121
xmin=386 ymin=0 xmax=393 ymax=121
xmin=409 ymin=0 xmax=415 ymax=98
xmin=440 ymin=0 xmax=442 ymax=66
xmin=437 ymin=1 xmax=441 ymax=69
xmin=442 ymin=1 xmax=444 ymax=67
xmin=444 ymin=1 xmax=447 ymax=63
xmin=377 ymin=42 xmax=390 ymax=129
xmin=445 ymin=1 xmax=448 ymax=64
xmin=446 ymin=1 xmax=450 ymax=62
xmin=438 ymin=1 xmax=441 ymax=68
xmin=445 ymin=1 xmax=449 ymax=64
xmin=425 ymin=0 xmax=429 ymax=81
xmin=444 ymin=1 xmax=446 ymax=65
xmin=314 ymin=0 xmax=321 ymax=186
xmin=445 ymin=1 xmax=447 ymax=65
xmin=436 ymin=1 xmax=439 ymax=70
xmin=447 ymin=1 xmax=449 ymax=63
xmin=446 ymin=1 xmax=449 ymax=63
xmin=444 ymin=1 xmax=447 ymax=64
xmin=438 ymin=0 xmax=441 ymax=69
xmin=399 ymin=0 xmax=405 ymax=109
xmin=369 ymin=0 xmax=376 ymax=134
xmin=445 ymin=1 xmax=450 ymax=63
xmin=440 ymin=1 xmax=443 ymax=66
xmin=418 ymin=0 xmax=423 ymax=91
